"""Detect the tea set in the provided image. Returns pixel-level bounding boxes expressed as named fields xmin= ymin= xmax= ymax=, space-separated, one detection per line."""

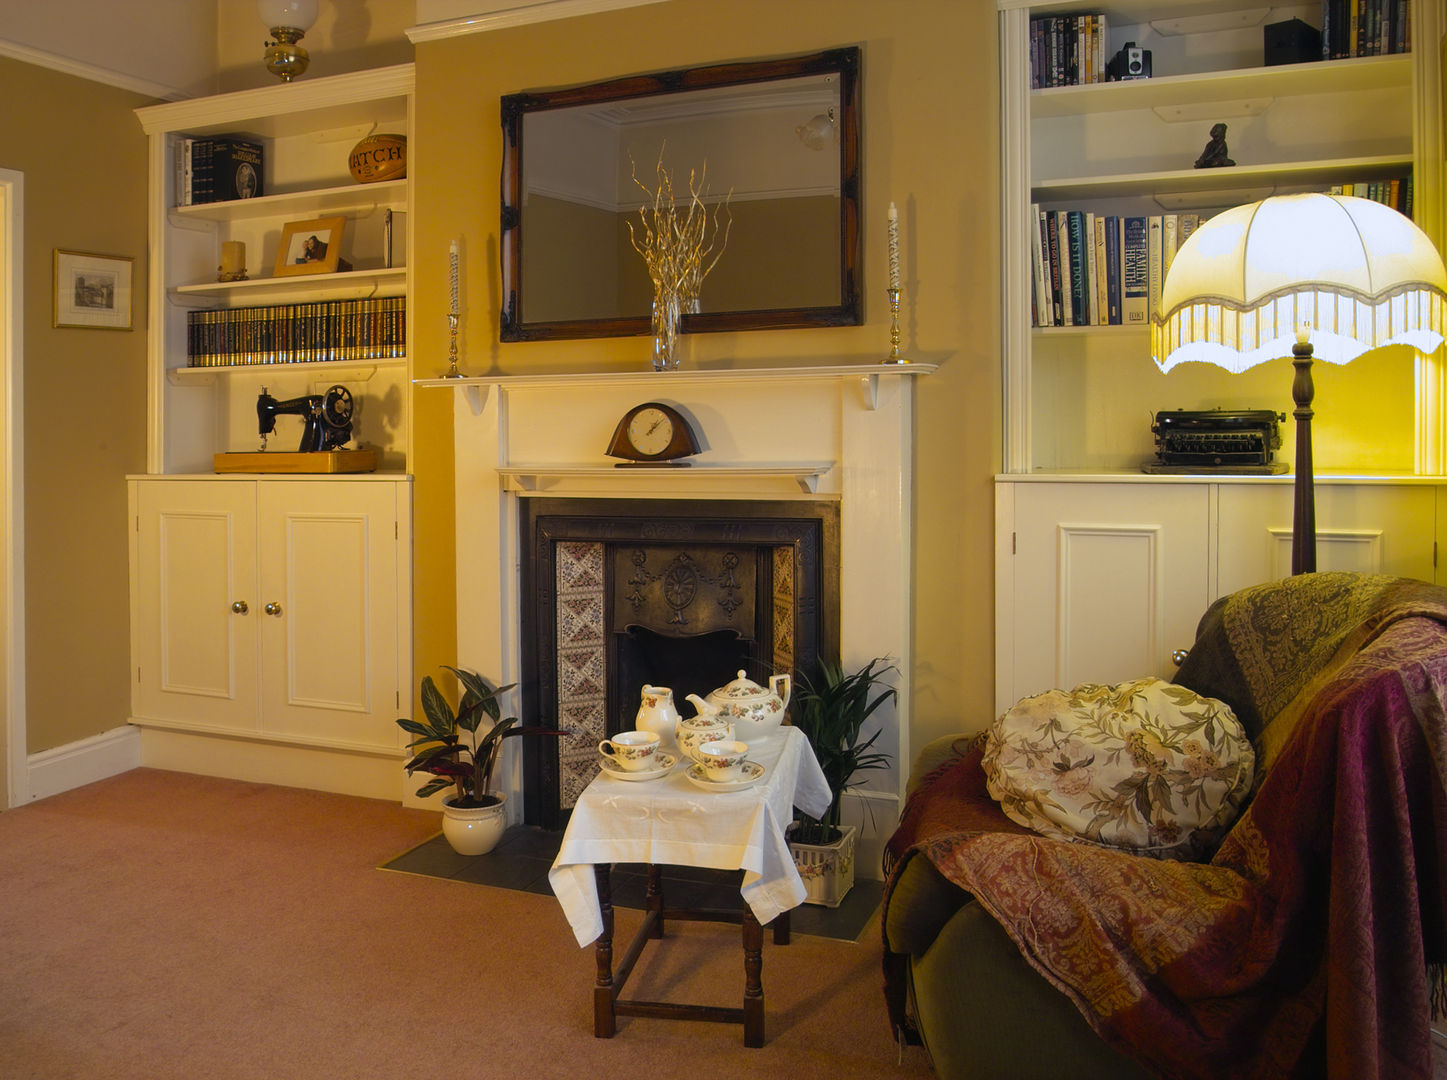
xmin=598 ymin=672 xmax=791 ymax=790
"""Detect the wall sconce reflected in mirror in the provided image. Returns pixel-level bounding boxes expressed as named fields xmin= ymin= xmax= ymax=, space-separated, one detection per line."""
xmin=796 ymin=106 xmax=837 ymax=150
xmin=259 ymin=0 xmax=318 ymax=82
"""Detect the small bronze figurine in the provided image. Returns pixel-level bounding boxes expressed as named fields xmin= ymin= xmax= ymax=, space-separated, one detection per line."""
xmin=1195 ymin=123 xmax=1235 ymax=169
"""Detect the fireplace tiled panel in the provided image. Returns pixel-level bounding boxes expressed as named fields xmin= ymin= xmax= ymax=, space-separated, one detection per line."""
xmin=773 ymin=545 xmax=796 ymax=677
xmin=555 ymin=541 xmax=607 ymax=809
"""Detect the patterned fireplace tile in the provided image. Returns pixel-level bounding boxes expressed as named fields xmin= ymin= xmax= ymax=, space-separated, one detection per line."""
xmin=556 ymin=541 xmax=606 ymax=809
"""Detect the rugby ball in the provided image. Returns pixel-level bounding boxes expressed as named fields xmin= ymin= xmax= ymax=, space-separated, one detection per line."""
xmin=348 ymin=134 xmax=407 ymax=184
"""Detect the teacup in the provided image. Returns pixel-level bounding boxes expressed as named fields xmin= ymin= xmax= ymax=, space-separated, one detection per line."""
xmin=677 ymin=718 xmax=735 ymax=763
xmin=694 ymin=739 xmax=750 ymax=783
xmin=598 ymin=730 xmax=660 ymax=772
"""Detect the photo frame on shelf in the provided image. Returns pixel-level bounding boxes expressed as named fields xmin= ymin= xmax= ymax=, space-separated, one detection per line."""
xmin=273 ymin=216 xmax=347 ymax=277
xmin=53 ymin=249 xmax=133 ymax=330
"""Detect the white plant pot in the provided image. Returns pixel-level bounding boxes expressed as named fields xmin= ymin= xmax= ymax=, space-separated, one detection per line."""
xmin=788 ymin=823 xmax=856 ymax=907
xmin=441 ymin=793 xmax=508 ymax=855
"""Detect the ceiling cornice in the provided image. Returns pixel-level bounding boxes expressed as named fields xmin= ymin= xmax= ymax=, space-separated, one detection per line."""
xmin=0 ymin=38 xmax=189 ymax=101
xmin=407 ymin=0 xmax=666 ymax=43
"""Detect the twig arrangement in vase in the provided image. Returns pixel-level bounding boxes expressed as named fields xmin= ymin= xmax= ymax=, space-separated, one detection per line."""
xmin=627 ymin=147 xmax=732 ymax=370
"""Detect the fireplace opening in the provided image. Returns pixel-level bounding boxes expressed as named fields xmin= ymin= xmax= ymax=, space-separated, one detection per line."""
xmin=519 ymin=498 xmax=838 ymax=828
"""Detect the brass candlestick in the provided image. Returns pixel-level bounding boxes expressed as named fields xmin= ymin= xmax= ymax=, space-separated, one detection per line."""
xmin=885 ymin=287 xmax=908 ymax=363
xmin=443 ymin=312 xmax=462 ymax=378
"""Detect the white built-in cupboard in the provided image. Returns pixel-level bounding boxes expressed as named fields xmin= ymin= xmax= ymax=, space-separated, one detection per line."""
xmin=128 ymin=68 xmax=414 ymax=798
xmin=995 ymin=2 xmax=1447 ymax=712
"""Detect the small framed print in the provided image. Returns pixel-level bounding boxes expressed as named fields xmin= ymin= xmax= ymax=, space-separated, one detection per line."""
xmin=274 ymin=215 xmax=346 ymax=277
xmin=53 ymin=250 xmax=133 ymax=330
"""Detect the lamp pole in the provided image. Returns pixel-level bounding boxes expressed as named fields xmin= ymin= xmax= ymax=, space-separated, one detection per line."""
xmin=1290 ymin=333 xmax=1316 ymax=575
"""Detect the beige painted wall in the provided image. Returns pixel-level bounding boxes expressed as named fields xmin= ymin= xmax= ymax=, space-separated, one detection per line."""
xmin=215 ymin=0 xmax=417 ymax=93
xmin=411 ymin=0 xmax=1001 ymax=750
xmin=0 ymin=58 xmax=151 ymax=753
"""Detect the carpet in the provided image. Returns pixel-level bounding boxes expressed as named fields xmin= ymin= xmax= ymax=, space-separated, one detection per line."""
xmin=0 ymin=768 xmax=931 ymax=1080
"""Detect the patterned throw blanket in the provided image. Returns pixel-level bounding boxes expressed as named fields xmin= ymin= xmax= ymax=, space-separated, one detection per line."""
xmin=884 ymin=574 xmax=1447 ymax=1079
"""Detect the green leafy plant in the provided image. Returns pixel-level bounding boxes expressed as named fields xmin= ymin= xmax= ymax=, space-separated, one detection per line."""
xmin=790 ymin=657 xmax=897 ymax=845
xmin=397 ymin=666 xmax=564 ymax=808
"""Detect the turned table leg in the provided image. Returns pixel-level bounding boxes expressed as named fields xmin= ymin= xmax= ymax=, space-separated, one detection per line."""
xmin=742 ymin=908 xmax=765 ymax=1048
xmin=593 ymin=863 xmax=616 ymax=1038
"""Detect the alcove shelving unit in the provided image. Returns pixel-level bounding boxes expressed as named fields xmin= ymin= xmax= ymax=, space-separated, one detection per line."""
xmin=127 ymin=66 xmax=416 ymax=802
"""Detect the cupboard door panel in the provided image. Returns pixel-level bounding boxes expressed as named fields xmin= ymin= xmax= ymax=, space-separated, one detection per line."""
xmin=257 ymin=482 xmax=399 ymax=750
xmin=134 ymin=481 xmax=259 ymax=730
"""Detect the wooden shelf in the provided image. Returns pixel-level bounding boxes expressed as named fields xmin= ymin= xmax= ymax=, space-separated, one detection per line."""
xmin=169 ymin=267 xmax=406 ymax=306
xmin=167 ymin=357 xmax=404 ymax=385
xmin=1031 ymin=54 xmax=1411 ymax=120
xmin=496 ymin=463 xmax=837 ymax=496
xmin=1035 ymin=154 xmax=1412 ymax=205
xmin=167 ymin=180 xmax=405 ymax=225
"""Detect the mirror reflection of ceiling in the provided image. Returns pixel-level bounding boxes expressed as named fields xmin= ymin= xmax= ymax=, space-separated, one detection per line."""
xmin=523 ymin=74 xmax=841 ymax=214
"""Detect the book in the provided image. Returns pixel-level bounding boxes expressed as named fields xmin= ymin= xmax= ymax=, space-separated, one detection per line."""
xmin=208 ymin=138 xmax=263 ymax=202
xmin=1104 ymin=215 xmax=1122 ymax=325
xmin=1058 ymin=212 xmax=1074 ymax=326
xmin=1122 ymin=216 xmax=1149 ymax=325
xmin=1092 ymin=213 xmax=1107 ymax=325
xmin=1147 ymin=215 xmax=1164 ymax=322
xmin=1045 ymin=210 xmax=1064 ymax=325
xmin=1066 ymin=210 xmax=1088 ymax=325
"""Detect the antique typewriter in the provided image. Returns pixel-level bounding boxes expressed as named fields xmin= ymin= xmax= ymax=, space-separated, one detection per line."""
xmin=1144 ymin=409 xmax=1288 ymax=473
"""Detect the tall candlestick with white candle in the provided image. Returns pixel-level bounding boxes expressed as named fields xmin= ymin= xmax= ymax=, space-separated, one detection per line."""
xmin=449 ymin=240 xmax=459 ymax=317
xmin=888 ymin=202 xmax=900 ymax=291
xmin=445 ymin=240 xmax=463 ymax=377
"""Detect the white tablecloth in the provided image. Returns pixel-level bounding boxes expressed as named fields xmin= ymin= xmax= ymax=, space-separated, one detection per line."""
xmin=548 ymin=726 xmax=832 ymax=947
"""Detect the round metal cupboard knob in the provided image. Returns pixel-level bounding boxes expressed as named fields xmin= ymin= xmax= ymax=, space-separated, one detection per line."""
xmin=231 ymin=601 xmax=249 ymax=614
xmin=265 ymin=602 xmax=283 ymax=616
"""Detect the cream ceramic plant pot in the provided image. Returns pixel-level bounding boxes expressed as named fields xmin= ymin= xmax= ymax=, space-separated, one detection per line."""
xmin=441 ymin=793 xmax=508 ymax=856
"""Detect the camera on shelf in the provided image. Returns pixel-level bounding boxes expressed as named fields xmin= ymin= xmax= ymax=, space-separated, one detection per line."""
xmin=1107 ymin=41 xmax=1152 ymax=80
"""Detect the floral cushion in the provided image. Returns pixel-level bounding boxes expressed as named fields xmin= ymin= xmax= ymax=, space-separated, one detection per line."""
xmin=982 ymin=677 xmax=1255 ymax=860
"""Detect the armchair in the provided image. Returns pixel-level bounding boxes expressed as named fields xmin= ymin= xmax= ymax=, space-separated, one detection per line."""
xmin=883 ymin=572 xmax=1447 ymax=1079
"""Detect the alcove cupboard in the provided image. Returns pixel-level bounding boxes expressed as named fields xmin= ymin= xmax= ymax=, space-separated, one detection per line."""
xmin=994 ymin=1 xmax=1447 ymax=711
xmin=128 ymin=67 xmax=414 ymax=797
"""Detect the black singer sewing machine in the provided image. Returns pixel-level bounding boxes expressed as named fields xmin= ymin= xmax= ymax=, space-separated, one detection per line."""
xmin=257 ymin=384 xmax=354 ymax=452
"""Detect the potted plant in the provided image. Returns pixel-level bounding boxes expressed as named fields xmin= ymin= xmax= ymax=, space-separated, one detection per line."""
xmin=397 ymin=665 xmax=564 ymax=855
xmin=788 ymin=657 xmax=897 ymax=905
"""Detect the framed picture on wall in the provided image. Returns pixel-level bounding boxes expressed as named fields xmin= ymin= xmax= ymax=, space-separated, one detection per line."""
xmin=53 ymin=249 xmax=133 ymax=330
xmin=274 ymin=216 xmax=347 ymax=277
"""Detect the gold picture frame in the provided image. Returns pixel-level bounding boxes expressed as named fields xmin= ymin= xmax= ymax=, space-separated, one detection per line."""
xmin=273 ymin=215 xmax=346 ymax=277
xmin=53 ymin=249 xmax=133 ymax=330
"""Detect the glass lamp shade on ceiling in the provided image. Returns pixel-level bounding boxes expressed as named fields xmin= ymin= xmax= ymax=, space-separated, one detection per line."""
xmin=1151 ymin=193 xmax=1447 ymax=373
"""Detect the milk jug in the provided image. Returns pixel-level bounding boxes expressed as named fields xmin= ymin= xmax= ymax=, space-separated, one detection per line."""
xmin=635 ymin=685 xmax=680 ymax=752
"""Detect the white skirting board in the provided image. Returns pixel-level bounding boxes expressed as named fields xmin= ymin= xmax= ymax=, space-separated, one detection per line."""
xmin=23 ymin=724 xmax=142 ymax=803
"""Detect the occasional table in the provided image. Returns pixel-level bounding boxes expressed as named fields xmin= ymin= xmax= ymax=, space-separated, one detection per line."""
xmin=548 ymin=725 xmax=831 ymax=1047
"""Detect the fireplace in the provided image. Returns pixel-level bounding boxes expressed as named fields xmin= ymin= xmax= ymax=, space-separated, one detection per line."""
xmin=519 ymin=499 xmax=839 ymax=827
xmin=435 ymin=363 xmax=928 ymax=873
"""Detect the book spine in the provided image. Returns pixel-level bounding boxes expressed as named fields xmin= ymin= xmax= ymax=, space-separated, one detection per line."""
xmin=1105 ymin=216 xmax=1122 ymax=326
xmin=1029 ymin=204 xmax=1045 ymax=326
xmin=1162 ymin=213 xmax=1179 ymax=282
xmin=1122 ymin=216 xmax=1149 ymax=325
xmin=1147 ymin=215 xmax=1164 ymax=322
xmin=1092 ymin=213 xmax=1107 ymax=325
xmin=1066 ymin=210 xmax=1087 ymax=326
xmin=1046 ymin=210 xmax=1063 ymax=326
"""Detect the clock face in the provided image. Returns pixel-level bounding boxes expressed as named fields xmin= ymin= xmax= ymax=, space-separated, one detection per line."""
xmin=627 ymin=406 xmax=675 ymax=457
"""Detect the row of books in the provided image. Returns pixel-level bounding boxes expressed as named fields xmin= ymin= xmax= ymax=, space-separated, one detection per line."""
xmin=1327 ymin=175 xmax=1414 ymax=215
xmin=1323 ymin=0 xmax=1411 ymax=58
xmin=1031 ymin=175 xmax=1414 ymax=328
xmin=1031 ymin=3 xmax=1409 ymax=90
xmin=1030 ymin=14 xmax=1109 ymax=88
xmin=187 ymin=297 xmax=405 ymax=367
xmin=175 ymin=136 xmax=264 ymax=206
xmin=1030 ymin=208 xmax=1200 ymax=328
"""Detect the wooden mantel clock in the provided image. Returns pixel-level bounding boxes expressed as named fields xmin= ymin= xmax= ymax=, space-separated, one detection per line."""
xmin=605 ymin=402 xmax=701 ymax=466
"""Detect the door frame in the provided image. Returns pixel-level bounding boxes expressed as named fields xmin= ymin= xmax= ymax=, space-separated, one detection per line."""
xmin=1 ymin=167 xmax=26 ymax=808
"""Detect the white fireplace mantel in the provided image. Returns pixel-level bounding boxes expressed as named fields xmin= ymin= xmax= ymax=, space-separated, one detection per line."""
xmin=429 ymin=361 xmax=933 ymax=878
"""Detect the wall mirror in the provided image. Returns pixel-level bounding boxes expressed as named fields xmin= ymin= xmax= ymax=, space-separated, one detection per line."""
xmin=500 ymin=47 xmax=861 ymax=341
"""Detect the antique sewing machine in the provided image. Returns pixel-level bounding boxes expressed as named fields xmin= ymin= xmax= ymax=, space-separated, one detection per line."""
xmin=256 ymin=384 xmax=353 ymax=452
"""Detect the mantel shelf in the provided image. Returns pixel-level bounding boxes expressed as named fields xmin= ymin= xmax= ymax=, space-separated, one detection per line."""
xmin=415 ymin=362 xmax=936 ymax=414
xmin=496 ymin=463 xmax=837 ymax=495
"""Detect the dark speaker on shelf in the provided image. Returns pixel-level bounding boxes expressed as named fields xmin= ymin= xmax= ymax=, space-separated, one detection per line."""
xmin=1264 ymin=17 xmax=1322 ymax=65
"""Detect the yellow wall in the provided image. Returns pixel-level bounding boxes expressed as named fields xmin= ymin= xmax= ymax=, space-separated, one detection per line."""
xmin=411 ymin=0 xmax=1001 ymax=748
xmin=0 ymin=58 xmax=151 ymax=753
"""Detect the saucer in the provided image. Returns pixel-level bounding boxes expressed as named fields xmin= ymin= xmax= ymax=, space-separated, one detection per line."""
xmin=598 ymin=751 xmax=676 ymax=781
xmin=685 ymin=760 xmax=766 ymax=792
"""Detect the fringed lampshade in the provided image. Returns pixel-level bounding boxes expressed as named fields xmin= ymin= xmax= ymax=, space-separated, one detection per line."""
xmin=1151 ymin=193 xmax=1447 ymax=574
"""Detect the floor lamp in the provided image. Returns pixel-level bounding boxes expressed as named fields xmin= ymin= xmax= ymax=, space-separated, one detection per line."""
xmin=1151 ymin=193 xmax=1447 ymax=575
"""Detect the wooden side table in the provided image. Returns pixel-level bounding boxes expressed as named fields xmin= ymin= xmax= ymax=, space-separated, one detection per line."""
xmin=590 ymin=863 xmax=792 ymax=1048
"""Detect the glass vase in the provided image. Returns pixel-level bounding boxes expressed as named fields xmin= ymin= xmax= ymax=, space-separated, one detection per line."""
xmin=651 ymin=289 xmax=682 ymax=371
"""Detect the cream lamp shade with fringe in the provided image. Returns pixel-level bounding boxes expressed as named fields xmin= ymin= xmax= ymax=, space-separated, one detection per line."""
xmin=1150 ymin=193 xmax=1447 ymax=575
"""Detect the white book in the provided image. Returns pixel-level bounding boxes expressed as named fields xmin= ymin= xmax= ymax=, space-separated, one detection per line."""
xmin=1092 ymin=214 xmax=1108 ymax=325
xmin=1147 ymin=215 xmax=1164 ymax=322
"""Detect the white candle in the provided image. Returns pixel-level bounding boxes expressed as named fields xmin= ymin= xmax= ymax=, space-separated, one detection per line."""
xmin=888 ymin=203 xmax=900 ymax=291
xmin=449 ymin=240 xmax=459 ymax=316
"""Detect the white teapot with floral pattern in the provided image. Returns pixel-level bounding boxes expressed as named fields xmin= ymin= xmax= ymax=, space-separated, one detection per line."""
xmin=703 ymin=669 xmax=791 ymax=742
